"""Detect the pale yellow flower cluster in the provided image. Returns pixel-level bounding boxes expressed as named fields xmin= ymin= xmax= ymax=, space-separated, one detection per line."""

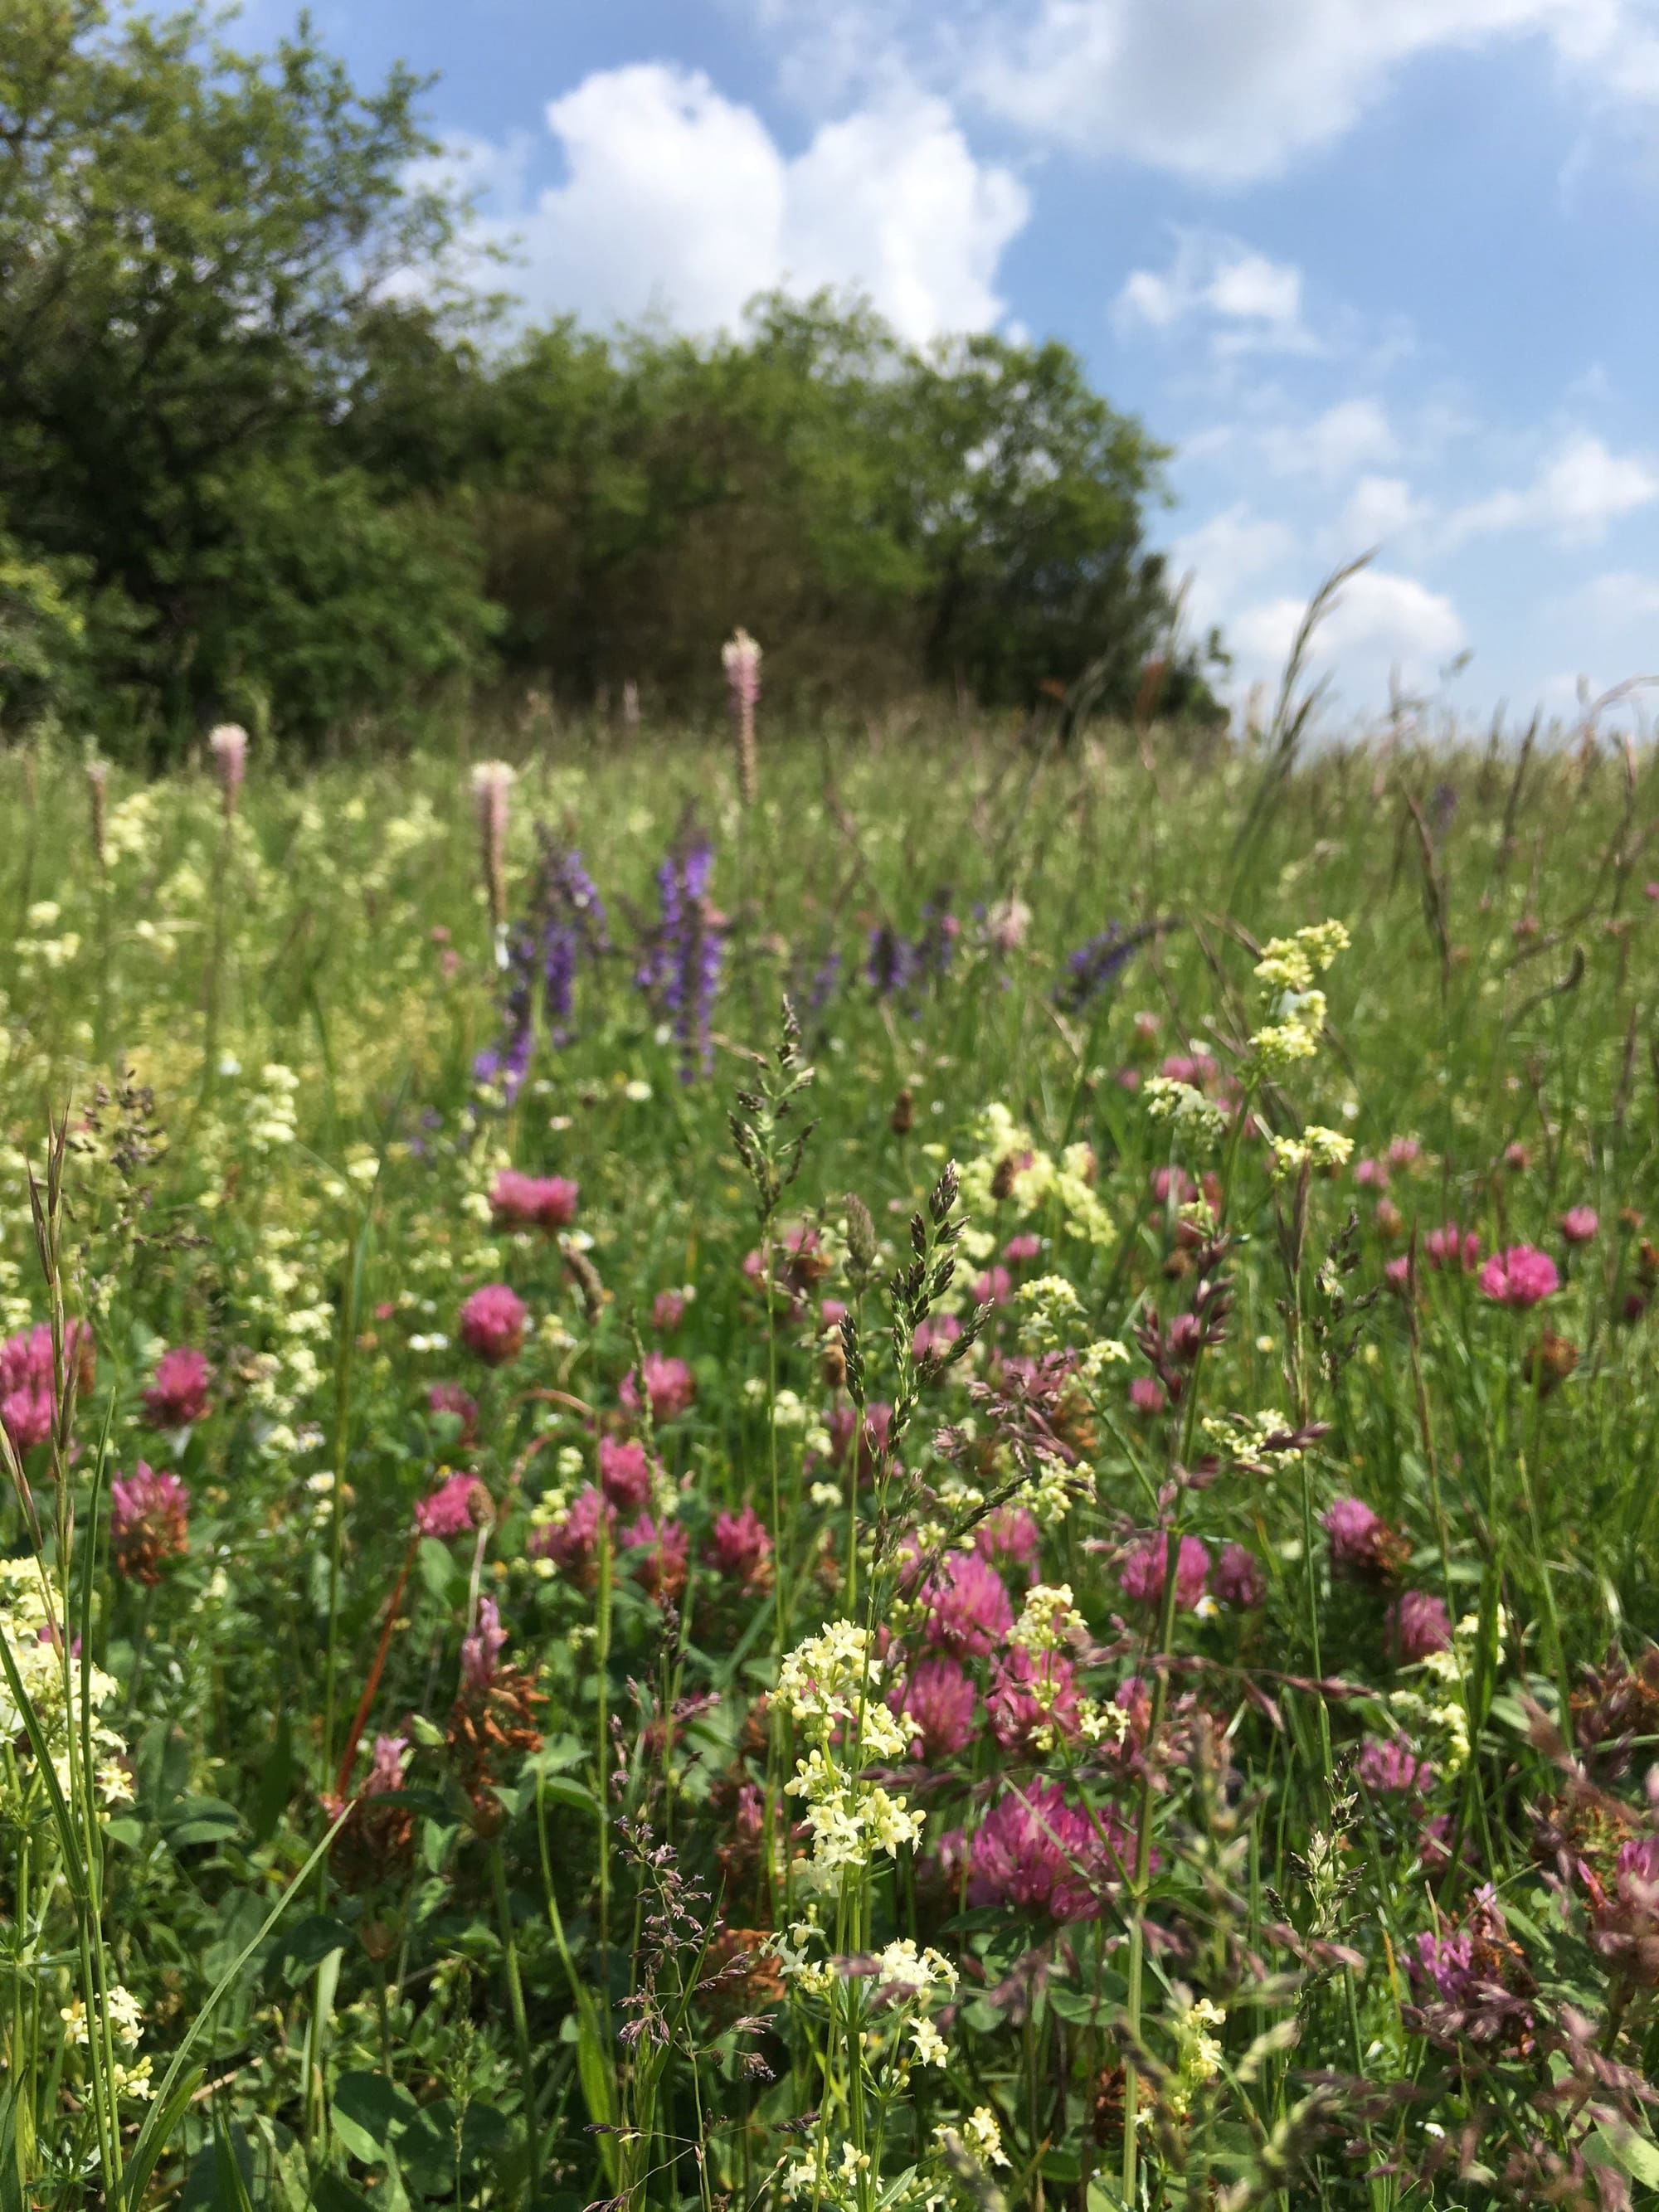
xmin=957 ymin=1104 xmax=1114 ymax=1252
xmin=1267 ymin=1126 xmax=1355 ymax=1178
xmin=0 ymin=1560 xmax=131 ymax=1817
xmin=779 ymin=1621 xmax=924 ymax=1889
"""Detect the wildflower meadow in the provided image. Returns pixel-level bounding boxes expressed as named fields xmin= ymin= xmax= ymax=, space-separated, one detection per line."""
xmin=4 ymin=668 xmax=1659 ymax=2212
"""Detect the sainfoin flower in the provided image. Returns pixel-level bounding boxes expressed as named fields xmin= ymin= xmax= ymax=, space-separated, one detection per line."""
xmin=415 ymin=1472 xmax=484 ymax=1539
xmin=489 ymin=1171 xmax=578 ymax=1232
xmin=460 ymin=1594 xmax=508 ymax=1694
xmin=459 ymin=1284 xmax=527 ymax=1366
xmin=1118 ymin=1534 xmax=1210 ymax=1611
xmin=920 ymin=1552 xmax=1014 ymax=1657
xmin=1128 ymin=1376 xmax=1166 ymax=1417
xmin=963 ymin=1782 xmax=1130 ymax=1920
xmin=208 ymin=722 xmax=248 ymax=816
xmin=141 ymin=1346 xmax=212 ymax=1430
xmin=110 ymin=1465 xmax=190 ymax=1585
xmin=704 ymin=1505 xmax=772 ymax=1591
xmin=620 ymin=1350 xmax=696 ymax=1424
xmin=892 ymin=1658 xmax=978 ymax=1761
xmin=364 ymin=1733 xmax=410 ymax=1797
xmin=1480 ymin=1244 xmax=1559 ymax=1309
xmin=1386 ymin=1588 xmax=1452 ymax=1661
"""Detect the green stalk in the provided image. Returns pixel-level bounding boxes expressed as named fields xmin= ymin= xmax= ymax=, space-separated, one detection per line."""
xmin=489 ymin=1839 xmax=538 ymax=2188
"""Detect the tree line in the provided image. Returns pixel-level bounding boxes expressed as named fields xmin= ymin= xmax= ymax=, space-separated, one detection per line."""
xmin=0 ymin=2 xmax=1225 ymax=753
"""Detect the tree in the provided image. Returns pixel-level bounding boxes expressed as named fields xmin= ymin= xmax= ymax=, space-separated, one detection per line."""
xmin=0 ymin=1 xmax=494 ymax=744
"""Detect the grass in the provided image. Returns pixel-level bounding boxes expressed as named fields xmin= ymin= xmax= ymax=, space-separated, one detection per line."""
xmin=0 ymin=704 xmax=1656 ymax=2210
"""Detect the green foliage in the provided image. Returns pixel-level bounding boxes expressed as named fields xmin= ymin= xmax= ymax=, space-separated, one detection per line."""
xmin=0 ymin=0 xmax=492 ymax=746
xmin=0 ymin=716 xmax=1657 ymax=2206
xmin=0 ymin=6 xmax=1214 ymax=750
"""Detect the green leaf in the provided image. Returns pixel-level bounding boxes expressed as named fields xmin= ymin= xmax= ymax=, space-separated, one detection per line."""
xmin=1591 ymin=2123 xmax=1659 ymax=2190
xmin=332 ymin=2071 xmax=420 ymax=2166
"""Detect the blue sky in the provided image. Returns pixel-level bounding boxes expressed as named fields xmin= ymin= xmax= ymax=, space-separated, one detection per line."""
xmin=244 ymin=0 xmax=1659 ymax=725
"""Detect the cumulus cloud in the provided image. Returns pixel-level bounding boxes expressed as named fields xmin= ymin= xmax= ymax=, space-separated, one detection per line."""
xmin=434 ymin=64 xmax=1029 ymax=343
xmin=1260 ymin=400 xmax=1398 ymax=482
xmin=1445 ymin=430 xmax=1659 ymax=545
xmin=1167 ymin=504 xmax=1297 ymax=630
xmin=1331 ymin=474 xmax=1429 ymax=550
xmin=1232 ymin=568 xmax=1467 ymax=691
xmin=1114 ymin=232 xmax=1311 ymax=352
xmin=753 ymin=0 xmax=1659 ymax=184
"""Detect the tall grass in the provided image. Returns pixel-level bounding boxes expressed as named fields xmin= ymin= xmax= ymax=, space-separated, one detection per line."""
xmin=0 ymin=699 xmax=1655 ymax=2209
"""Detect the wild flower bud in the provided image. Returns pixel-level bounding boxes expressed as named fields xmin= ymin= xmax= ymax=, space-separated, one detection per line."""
xmin=470 ymin=761 xmax=515 ymax=938
xmin=86 ymin=759 xmax=108 ymax=868
xmin=844 ymin=1193 xmax=878 ymax=1276
xmin=890 ymin=1087 xmax=914 ymax=1135
xmin=722 ymin=628 xmax=761 ymax=808
xmin=208 ymin=723 xmax=248 ymax=819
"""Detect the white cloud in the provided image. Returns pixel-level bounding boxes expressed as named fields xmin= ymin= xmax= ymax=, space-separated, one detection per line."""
xmin=1167 ymin=504 xmax=1296 ymax=630
xmin=1114 ymin=232 xmax=1311 ymax=352
xmin=1232 ymin=567 xmax=1467 ymax=691
xmin=1561 ymin=569 xmax=1659 ymax=626
xmin=1445 ymin=430 xmax=1659 ymax=545
xmin=1261 ymin=399 xmax=1398 ymax=481
xmin=1332 ymin=474 xmax=1429 ymax=549
xmin=754 ymin=0 xmax=1659 ymax=185
xmin=440 ymin=65 xmax=1029 ymax=343
xmin=966 ymin=0 xmax=1659 ymax=183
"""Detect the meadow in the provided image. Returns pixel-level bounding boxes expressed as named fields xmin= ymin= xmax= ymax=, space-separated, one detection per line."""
xmin=2 ymin=693 xmax=1659 ymax=2212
